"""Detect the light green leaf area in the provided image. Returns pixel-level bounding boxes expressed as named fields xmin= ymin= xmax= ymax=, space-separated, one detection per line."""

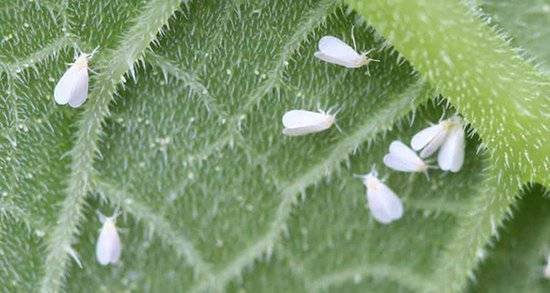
xmin=466 ymin=1 xmax=550 ymax=292
xmin=481 ymin=0 xmax=550 ymax=74
xmin=344 ymin=2 xmax=549 ymax=291
xmin=0 ymin=0 xmax=538 ymax=292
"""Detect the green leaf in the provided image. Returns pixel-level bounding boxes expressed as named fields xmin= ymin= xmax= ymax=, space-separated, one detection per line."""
xmin=469 ymin=184 xmax=550 ymax=293
xmin=0 ymin=0 xmax=546 ymax=292
xmin=344 ymin=0 xmax=549 ymax=290
xmin=480 ymin=0 xmax=550 ymax=74
xmin=346 ymin=0 xmax=549 ymax=187
xmin=466 ymin=2 xmax=550 ymax=291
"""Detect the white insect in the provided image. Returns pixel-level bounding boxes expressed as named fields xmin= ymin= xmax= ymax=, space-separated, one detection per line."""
xmin=437 ymin=122 xmax=465 ymax=172
xmin=96 ymin=212 xmax=121 ymax=266
xmin=357 ymin=170 xmax=403 ymax=224
xmin=54 ymin=51 xmax=94 ymax=108
xmin=411 ymin=116 xmax=465 ymax=172
xmin=314 ymin=36 xmax=377 ymax=68
xmin=544 ymin=255 xmax=550 ymax=279
xmin=383 ymin=140 xmax=429 ymax=174
xmin=282 ymin=109 xmax=336 ymax=136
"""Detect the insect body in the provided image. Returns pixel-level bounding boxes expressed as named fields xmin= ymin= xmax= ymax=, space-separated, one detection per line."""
xmin=54 ymin=53 xmax=91 ymax=108
xmin=411 ymin=116 xmax=465 ymax=172
xmin=282 ymin=109 xmax=336 ymax=136
xmin=383 ymin=140 xmax=429 ymax=174
xmin=357 ymin=170 xmax=404 ymax=224
xmin=314 ymin=36 xmax=377 ymax=68
xmin=544 ymin=255 xmax=550 ymax=279
xmin=96 ymin=213 xmax=121 ymax=266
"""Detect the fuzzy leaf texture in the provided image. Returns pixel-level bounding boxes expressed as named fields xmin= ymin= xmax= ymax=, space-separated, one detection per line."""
xmin=0 ymin=0 xmax=547 ymax=292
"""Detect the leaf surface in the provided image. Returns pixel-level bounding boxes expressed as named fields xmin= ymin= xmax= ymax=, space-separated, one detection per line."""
xmin=0 ymin=0 xmax=546 ymax=292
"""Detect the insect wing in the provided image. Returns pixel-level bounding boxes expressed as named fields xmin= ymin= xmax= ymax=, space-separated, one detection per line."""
xmin=411 ymin=123 xmax=447 ymax=158
xmin=316 ymin=36 xmax=363 ymax=68
xmin=366 ymin=179 xmax=403 ymax=224
xmin=438 ymin=126 xmax=465 ymax=172
xmin=96 ymin=220 xmax=121 ymax=265
xmin=282 ymin=110 xmax=333 ymax=136
xmin=314 ymin=51 xmax=359 ymax=68
xmin=54 ymin=64 xmax=83 ymax=105
xmin=384 ymin=140 xmax=425 ymax=172
xmin=67 ymin=69 xmax=89 ymax=108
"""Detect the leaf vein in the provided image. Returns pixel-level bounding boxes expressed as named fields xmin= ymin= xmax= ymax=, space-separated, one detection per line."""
xmin=94 ymin=179 xmax=214 ymax=278
xmin=38 ymin=0 xmax=184 ymax=291
xmin=190 ymin=79 xmax=430 ymax=292
xmin=406 ymin=198 xmax=469 ymax=217
xmin=2 ymin=35 xmax=77 ymax=78
xmin=237 ymin=0 xmax=337 ymax=113
xmin=164 ymin=0 xmax=341 ymax=207
xmin=307 ymin=262 xmax=429 ymax=292
xmin=146 ymin=51 xmax=229 ymax=119
xmin=193 ymin=0 xmax=339 ymax=153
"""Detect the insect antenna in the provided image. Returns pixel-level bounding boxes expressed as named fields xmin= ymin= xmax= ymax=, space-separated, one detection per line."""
xmin=351 ymin=25 xmax=358 ymax=51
